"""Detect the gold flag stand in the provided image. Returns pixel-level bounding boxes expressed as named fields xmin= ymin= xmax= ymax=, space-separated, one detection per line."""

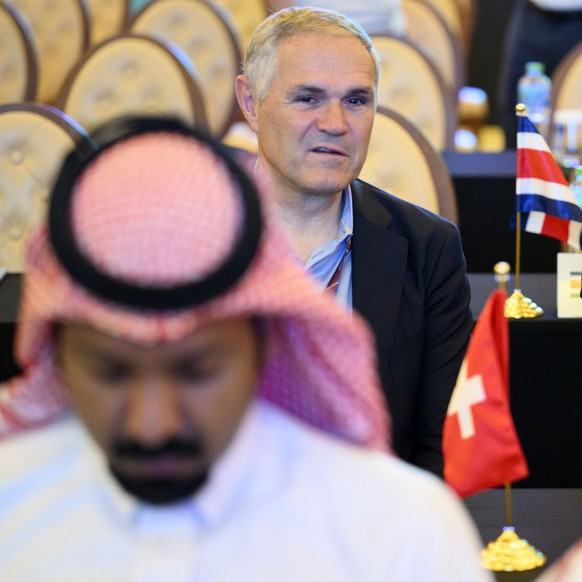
xmin=481 ymin=264 xmax=546 ymax=572
xmin=481 ymin=484 xmax=546 ymax=572
xmin=505 ymin=104 xmax=544 ymax=320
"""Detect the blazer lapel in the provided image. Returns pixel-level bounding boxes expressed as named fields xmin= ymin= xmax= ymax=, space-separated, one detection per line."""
xmin=351 ymin=181 xmax=408 ymax=380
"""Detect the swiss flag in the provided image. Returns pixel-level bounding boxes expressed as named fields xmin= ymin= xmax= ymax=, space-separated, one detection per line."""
xmin=443 ymin=290 xmax=529 ymax=498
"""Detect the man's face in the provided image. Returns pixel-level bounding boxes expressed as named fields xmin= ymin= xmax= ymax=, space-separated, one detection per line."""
xmin=56 ymin=318 xmax=262 ymax=505
xmin=238 ymin=32 xmax=376 ymax=201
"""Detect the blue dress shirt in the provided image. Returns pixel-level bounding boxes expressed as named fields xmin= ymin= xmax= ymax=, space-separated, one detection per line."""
xmin=304 ymin=188 xmax=353 ymax=309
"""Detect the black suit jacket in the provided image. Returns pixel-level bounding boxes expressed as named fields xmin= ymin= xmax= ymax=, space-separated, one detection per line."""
xmin=351 ymin=180 xmax=472 ymax=476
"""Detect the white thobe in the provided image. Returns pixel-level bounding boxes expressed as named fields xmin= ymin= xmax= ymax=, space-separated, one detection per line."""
xmin=0 ymin=401 xmax=492 ymax=581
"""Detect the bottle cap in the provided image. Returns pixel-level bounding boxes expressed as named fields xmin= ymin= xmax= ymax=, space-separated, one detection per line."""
xmin=525 ymin=62 xmax=545 ymax=74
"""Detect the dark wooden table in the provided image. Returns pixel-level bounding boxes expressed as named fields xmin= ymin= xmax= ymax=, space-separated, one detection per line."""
xmin=469 ymin=272 xmax=582 ymax=488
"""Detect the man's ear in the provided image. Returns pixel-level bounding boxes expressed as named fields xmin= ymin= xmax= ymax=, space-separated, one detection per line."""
xmin=235 ymin=75 xmax=259 ymax=133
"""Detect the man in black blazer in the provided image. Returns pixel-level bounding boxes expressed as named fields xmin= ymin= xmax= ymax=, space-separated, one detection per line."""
xmin=351 ymin=181 xmax=472 ymax=474
xmin=235 ymin=7 xmax=472 ymax=476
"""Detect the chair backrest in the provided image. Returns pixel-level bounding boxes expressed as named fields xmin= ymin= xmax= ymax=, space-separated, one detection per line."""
xmin=8 ymin=0 xmax=90 ymax=104
xmin=130 ymin=0 xmax=152 ymax=12
xmin=402 ymin=0 xmax=464 ymax=93
xmin=85 ymin=0 xmax=130 ymax=46
xmin=0 ymin=102 xmax=95 ymax=272
xmin=129 ymin=0 xmax=241 ymax=139
xmin=372 ymin=34 xmax=456 ymax=150
xmin=453 ymin=0 xmax=475 ymax=56
xmin=0 ymin=1 xmax=37 ymax=103
xmin=359 ymin=105 xmax=458 ymax=224
xmin=210 ymin=0 xmax=267 ymax=55
xmin=550 ymin=40 xmax=582 ymax=155
xmin=422 ymin=0 xmax=463 ymax=50
xmin=56 ymin=33 xmax=208 ymax=134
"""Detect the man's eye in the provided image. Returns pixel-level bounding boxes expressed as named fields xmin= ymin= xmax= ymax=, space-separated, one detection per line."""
xmin=297 ymin=96 xmax=316 ymax=103
xmin=175 ymin=362 xmax=216 ymax=382
xmin=347 ymin=97 xmax=366 ymax=105
xmin=91 ymin=363 xmax=131 ymax=383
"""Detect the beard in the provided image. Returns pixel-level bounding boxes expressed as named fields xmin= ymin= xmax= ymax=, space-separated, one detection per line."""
xmin=109 ymin=436 xmax=209 ymax=505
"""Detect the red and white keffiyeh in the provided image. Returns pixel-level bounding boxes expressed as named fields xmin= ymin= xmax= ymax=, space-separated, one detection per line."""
xmin=0 ymin=128 xmax=391 ymax=451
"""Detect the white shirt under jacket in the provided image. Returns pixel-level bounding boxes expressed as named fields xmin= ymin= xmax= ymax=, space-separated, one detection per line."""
xmin=0 ymin=401 xmax=492 ymax=582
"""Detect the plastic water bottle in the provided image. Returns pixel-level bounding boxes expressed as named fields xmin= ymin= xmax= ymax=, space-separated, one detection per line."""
xmin=570 ymin=166 xmax=582 ymax=209
xmin=517 ymin=62 xmax=552 ymax=140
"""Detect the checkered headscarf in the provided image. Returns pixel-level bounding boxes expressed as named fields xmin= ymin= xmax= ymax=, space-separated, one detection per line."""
xmin=0 ymin=119 xmax=390 ymax=451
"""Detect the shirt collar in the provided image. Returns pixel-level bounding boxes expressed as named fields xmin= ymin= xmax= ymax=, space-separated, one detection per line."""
xmin=189 ymin=400 xmax=278 ymax=529
xmin=341 ymin=185 xmax=354 ymax=238
xmin=76 ymin=418 xmax=139 ymax=523
xmin=304 ymin=187 xmax=354 ymax=269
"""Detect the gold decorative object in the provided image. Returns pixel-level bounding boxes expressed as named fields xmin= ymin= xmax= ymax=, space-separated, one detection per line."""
xmin=504 ymin=289 xmax=544 ymax=319
xmin=481 ymin=526 xmax=547 ymax=572
xmin=493 ymin=262 xmax=544 ymax=318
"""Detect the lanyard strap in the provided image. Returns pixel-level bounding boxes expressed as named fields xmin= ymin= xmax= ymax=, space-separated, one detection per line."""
xmin=325 ymin=237 xmax=352 ymax=295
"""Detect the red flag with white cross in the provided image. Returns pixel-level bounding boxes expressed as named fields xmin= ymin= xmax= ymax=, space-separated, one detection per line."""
xmin=443 ymin=289 xmax=529 ymax=498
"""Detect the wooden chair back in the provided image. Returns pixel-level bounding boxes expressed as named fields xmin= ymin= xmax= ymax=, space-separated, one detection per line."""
xmin=372 ymin=34 xmax=456 ymax=150
xmin=0 ymin=102 xmax=95 ymax=271
xmin=0 ymin=1 xmax=37 ymax=103
xmin=359 ymin=105 xmax=458 ymax=224
xmin=56 ymin=33 xmax=208 ymax=134
xmin=129 ymin=0 xmax=241 ymax=138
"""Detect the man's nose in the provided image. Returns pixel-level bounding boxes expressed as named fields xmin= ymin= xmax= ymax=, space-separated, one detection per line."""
xmin=124 ymin=376 xmax=182 ymax=446
xmin=317 ymin=101 xmax=348 ymax=135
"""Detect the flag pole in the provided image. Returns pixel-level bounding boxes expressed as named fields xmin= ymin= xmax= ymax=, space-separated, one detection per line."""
xmin=481 ymin=477 xmax=546 ymax=573
xmin=514 ymin=213 xmax=521 ymax=291
xmin=504 ymin=104 xmax=544 ymax=320
xmin=505 ymin=482 xmax=512 ymax=527
xmin=495 ymin=271 xmax=515 ymax=530
xmin=480 ymin=264 xmax=546 ymax=573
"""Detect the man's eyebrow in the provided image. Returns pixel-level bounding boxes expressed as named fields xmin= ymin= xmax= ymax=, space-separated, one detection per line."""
xmin=345 ymin=86 xmax=375 ymax=97
xmin=287 ymin=84 xmax=375 ymax=99
xmin=81 ymin=345 xmax=126 ymax=362
xmin=288 ymin=84 xmax=327 ymax=96
xmin=170 ymin=344 xmax=227 ymax=363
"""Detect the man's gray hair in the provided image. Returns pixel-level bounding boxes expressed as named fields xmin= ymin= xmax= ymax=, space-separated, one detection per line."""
xmin=242 ymin=7 xmax=382 ymax=101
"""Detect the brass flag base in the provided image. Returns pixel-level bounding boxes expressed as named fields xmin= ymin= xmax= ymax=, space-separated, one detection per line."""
xmin=481 ymin=526 xmax=547 ymax=572
xmin=504 ymin=290 xmax=544 ymax=319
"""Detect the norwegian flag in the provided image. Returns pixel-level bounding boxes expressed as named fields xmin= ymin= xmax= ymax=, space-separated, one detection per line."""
xmin=516 ymin=114 xmax=582 ymax=250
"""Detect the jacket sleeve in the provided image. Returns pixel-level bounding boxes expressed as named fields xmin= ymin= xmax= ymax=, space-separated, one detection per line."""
xmin=411 ymin=219 xmax=473 ymax=476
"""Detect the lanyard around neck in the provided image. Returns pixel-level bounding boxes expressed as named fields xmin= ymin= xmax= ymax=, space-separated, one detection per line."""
xmin=325 ymin=237 xmax=352 ymax=295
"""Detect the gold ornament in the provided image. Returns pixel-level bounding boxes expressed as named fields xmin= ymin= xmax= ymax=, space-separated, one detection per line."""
xmin=482 ymin=527 xmax=546 ymax=572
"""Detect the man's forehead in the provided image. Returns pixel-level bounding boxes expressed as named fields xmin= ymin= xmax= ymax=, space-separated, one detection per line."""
xmin=56 ymin=317 xmax=258 ymax=355
xmin=277 ymin=30 xmax=373 ymax=63
xmin=274 ymin=32 xmax=376 ymax=87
